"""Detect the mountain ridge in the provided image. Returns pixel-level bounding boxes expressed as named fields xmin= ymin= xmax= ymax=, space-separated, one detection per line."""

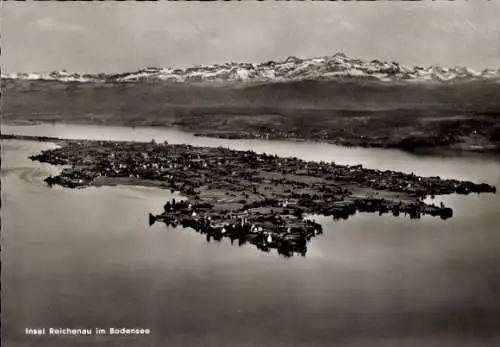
xmin=3 ymin=52 xmax=500 ymax=85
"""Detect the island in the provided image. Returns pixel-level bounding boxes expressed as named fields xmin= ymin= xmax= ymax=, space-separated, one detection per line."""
xmin=3 ymin=133 xmax=496 ymax=257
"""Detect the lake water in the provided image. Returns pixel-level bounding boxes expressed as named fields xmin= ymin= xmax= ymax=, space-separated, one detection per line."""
xmin=2 ymin=123 xmax=500 ymax=347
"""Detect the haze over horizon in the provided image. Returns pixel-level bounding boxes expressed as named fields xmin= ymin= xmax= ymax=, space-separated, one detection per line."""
xmin=2 ymin=2 xmax=500 ymax=74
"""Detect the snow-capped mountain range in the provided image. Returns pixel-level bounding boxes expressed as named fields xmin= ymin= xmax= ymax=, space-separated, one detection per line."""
xmin=3 ymin=53 xmax=500 ymax=84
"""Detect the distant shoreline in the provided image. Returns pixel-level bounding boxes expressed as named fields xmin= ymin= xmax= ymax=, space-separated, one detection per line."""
xmin=3 ymin=118 xmax=500 ymax=160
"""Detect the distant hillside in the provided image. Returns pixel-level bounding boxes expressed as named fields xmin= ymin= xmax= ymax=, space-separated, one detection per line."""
xmin=3 ymin=78 xmax=500 ymax=125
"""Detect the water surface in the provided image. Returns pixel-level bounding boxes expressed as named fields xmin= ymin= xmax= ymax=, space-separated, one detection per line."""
xmin=2 ymin=123 xmax=500 ymax=347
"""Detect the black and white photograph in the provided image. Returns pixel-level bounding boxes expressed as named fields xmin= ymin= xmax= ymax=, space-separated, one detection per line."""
xmin=1 ymin=1 xmax=500 ymax=346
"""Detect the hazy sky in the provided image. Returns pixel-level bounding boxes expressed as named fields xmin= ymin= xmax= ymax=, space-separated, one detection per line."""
xmin=2 ymin=1 xmax=499 ymax=73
